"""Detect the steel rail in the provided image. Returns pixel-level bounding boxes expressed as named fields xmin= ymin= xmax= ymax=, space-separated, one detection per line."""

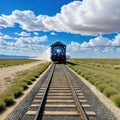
xmin=34 ymin=64 xmax=55 ymax=120
xmin=63 ymin=65 xmax=89 ymax=120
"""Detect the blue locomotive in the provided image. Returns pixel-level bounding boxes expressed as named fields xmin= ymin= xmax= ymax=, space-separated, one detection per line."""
xmin=50 ymin=41 xmax=66 ymax=63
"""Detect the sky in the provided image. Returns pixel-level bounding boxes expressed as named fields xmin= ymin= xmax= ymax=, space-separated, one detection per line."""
xmin=0 ymin=0 xmax=120 ymax=59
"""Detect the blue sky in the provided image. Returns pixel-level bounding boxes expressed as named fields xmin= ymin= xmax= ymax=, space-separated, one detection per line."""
xmin=0 ymin=0 xmax=120 ymax=59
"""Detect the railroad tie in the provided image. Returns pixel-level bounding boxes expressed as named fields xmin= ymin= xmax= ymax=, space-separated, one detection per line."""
xmin=31 ymin=104 xmax=76 ymax=108
xmin=26 ymin=110 xmax=96 ymax=116
xmin=31 ymin=104 xmax=90 ymax=108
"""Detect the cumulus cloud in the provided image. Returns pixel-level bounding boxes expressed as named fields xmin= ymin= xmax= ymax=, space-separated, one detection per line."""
xmin=15 ymin=35 xmax=48 ymax=45
xmin=0 ymin=0 xmax=120 ymax=35
xmin=0 ymin=39 xmax=7 ymax=46
xmin=50 ymin=32 xmax=56 ymax=35
xmin=47 ymin=0 xmax=120 ymax=35
xmin=0 ymin=41 xmax=48 ymax=57
xmin=0 ymin=35 xmax=48 ymax=57
xmin=0 ymin=14 xmax=14 ymax=28
xmin=67 ymin=34 xmax=120 ymax=58
xmin=12 ymin=10 xmax=48 ymax=31
xmin=89 ymin=36 xmax=111 ymax=47
xmin=34 ymin=32 xmax=39 ymax=35
xmin=15 ymin=31 xmax=30 ymax=36
xmin=0 ymin=34 xmax=13 ymax=40
xmin=112 ymin=34 xmax=120 ymax=46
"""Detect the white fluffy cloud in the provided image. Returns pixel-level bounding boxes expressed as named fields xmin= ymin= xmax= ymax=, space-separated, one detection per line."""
xmin=112 ymin=34 xmax=120 ymax=46
xmin=88 ymin=36 xmax=111 ymax=47
xmin=15 ymin=35 xmax=48 ymax=45
xmin=46 ymin=0 xmax=120 ymax=35
xmin=0 ymin=35 xmax=48 ymax=57
xmin=34 ymin=32 xmax=39 ymax=35
xmin=67 ymin=34 xmax=120 ymax=58
xmin=15 ymin=31 xmax=30 ymax=36
xmin=50 ymin=32 xmax=56 ymax=35
xmin=0 ymin=34 xmax=13 ymax=40
xmin=0 ymin=0 xmax=120 ymax=35
xmin=0 ymin=14 xmax=14 ymax=27
xmin=12 ymin=10 xmax=48 ymax=31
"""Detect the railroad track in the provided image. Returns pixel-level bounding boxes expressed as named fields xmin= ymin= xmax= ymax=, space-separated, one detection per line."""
xmin=22 ymin=64 xmax=96 ymax=120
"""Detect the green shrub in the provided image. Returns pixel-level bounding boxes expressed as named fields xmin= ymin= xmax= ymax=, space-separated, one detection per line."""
xmin=0 ymin=90 xmax=14 ymax=106
xmin=34 ymin=74 xmax=39 ymax=78
xmin=0 ymin=99 xmax=6 ymax=112
xmin=84 ymin=74 xmax=90 ymax=80
xmin=90 ymin=79 xmax=96 ymax=85
xmin=7 ymin=85 xmax=23 ymax=98
xmin=77 ymin=71 xmax=82 ymax=75
xmin=114 ymin=65 xmax=120 ymax=70
xmin=103 ymin=87 xmax=118 ymax=97
xmin=96 ymin=84 xmax=108 ymax=92
xmin=3 ymin=94 xmax=14 ymax=106
xmin=18 ymin=82 xmax=28 ymax=90
xmin=27 ymin=76 xmax=36 ymax=81
xmin=14 ymin=87 xmax=23 ymax=98
xmin=94 ymin=81 xmax=103 ymax=86
xmin=110 ymin=94 xmax=120 ymax=107
xmin=80 ymin=72 xmax=86 ymax=77
xmin=23 ymin=79 xmax=32 ymax=85
xmin=74 ymin=68 xmax=79 ymax=73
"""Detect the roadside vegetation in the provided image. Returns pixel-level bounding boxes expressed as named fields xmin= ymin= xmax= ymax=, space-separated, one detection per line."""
xmin=0 ymin=62 xmax=51 ymax=112
xmin=0 ymin=59 xmax=39 ymax=68
xmin=67 ymin=59 xmax=120 ymax=107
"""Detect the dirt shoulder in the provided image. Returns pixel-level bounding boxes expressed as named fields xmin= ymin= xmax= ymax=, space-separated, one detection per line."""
xmin=0 ymin=60 xmax=47 ymax=93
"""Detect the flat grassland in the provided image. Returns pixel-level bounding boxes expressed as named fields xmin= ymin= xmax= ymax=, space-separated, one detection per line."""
xmin=67 ymin=58 xmax=120 ymax=107
xmin=0 ymin=59 xmax=38 ymax=68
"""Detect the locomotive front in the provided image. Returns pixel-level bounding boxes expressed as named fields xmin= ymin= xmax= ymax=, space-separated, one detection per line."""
xmin=50 ymin=42 xmax=66 ymax=63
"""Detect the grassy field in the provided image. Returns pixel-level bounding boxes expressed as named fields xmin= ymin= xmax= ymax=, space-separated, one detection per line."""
xmin=0 ymin=62 xmax=51 ymax=112
xmin=0 ymin=59 xmax=39 ymax=68
xmin=67 ymin=58 xmax=120 ymax=107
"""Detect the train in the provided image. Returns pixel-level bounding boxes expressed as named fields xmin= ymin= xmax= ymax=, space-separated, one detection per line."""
xmin=50 ymin=41 xmax=66 ymax=63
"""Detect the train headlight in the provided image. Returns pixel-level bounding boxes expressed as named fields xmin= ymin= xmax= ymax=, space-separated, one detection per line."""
xmin=57 ymin=48 xmax=61 ymax=53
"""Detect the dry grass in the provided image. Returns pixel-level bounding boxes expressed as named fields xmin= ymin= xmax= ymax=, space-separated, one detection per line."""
xmin=0 ymin=59 xmax=39 ymax=68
